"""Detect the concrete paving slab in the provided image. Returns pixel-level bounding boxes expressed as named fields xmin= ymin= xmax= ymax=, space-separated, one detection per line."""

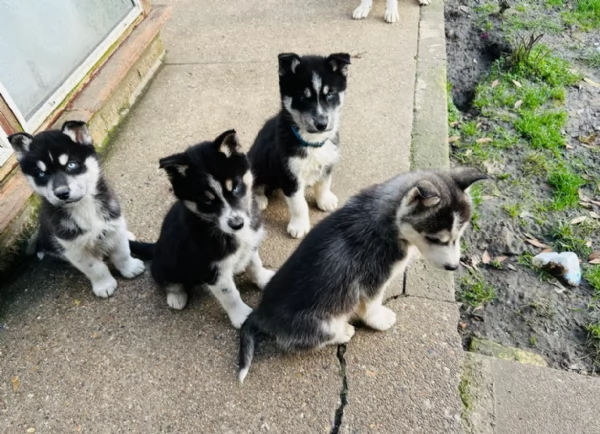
xmin=462 ymin=353 xmax=600 ymax=434
xmin=405 ymin=258 xmax=454 ymax=302
xmin=341 ymin=297 xmax=464 ymax=433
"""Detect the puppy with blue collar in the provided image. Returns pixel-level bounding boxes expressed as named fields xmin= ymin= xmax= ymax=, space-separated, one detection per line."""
xmin=248 ymin=52 xmax=351 ymax=239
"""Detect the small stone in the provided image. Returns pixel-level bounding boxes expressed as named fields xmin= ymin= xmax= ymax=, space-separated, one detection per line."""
xmin=27 ymin=429 xmax=36 ymax=433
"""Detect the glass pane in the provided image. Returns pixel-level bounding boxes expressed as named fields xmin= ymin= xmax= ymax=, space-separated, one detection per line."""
xmin=0 ymin=0 xmax=135 ymax=120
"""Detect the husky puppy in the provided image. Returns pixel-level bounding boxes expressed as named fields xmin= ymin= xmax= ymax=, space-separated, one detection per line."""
xmin=129 ymin=130 xmax=274 ymax=329
xmin=8 ymin=121 xmax=145 ymax=298
xmin=352 ymin=0 xmax=431 ymax=23
xmin=238 ymin=167 xmax=486 ymax=382
xmin=248 ymin=52 xmax=351 ymax=239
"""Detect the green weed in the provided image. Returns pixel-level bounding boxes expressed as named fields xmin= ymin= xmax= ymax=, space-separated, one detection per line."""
xmin=515 ymin=109 xmax=567 ymax=152
xmin=522 ymin=151 xmax=551 ymax=176
xmin=529 ymin=335 xmax=538 ymax=346
xmin=461 ymin=120 xmax=479 ymax=137
xmin=550 ymin=222 xmax=592 ymax=256
xmin=584 ymin=266 xmax=600 ymax=292
xmin=547 ymin=167 xmax=585 ymax=209
xmin=585 ymin=321 xmax=600 ymax=363
xmin=503 ymin=203 xmax=522 ymax=219
xmin=582 ymin=51 xmax=600 ymax=68
xmin=546 ymin=0 xmax=564 ymax=6
xmin=459 ymin=271 xmax=496 ymax=308
xmin=567 ymin=0 xmax=600 ymax=29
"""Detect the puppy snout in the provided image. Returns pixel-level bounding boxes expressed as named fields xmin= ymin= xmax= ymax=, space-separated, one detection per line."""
xmin=54 ymin=187 xmax=70 ymax=201
xmin=444 ymin=264 xmax=458 ymax=271
xmin=228 ymin=216 xmax=244 ymax=231
xmin=314 ymin=119 xmax=328 ymax=132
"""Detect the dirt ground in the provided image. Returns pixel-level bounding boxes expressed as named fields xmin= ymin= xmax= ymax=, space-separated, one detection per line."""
xmin=445 ymin=0 xmax=600 ymax=374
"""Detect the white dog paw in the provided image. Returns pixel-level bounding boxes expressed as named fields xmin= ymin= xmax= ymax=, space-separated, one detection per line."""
xmin=384 ymin=9 xmax=399 ymax=23
xmin=338 ymin=323 xmax=356 ymax=343
xmin=352 ymin=2 xmax=372 ymax=19
xmin=119 ymin=258 xmax=145 ymax=279
xmin=287 ymin=217 xmax=311 ymax=239
xmin=167 ymin=292 xmax=188 ymax=310
xmin=419 ymin=0 xmax=431 ymax=5
xmin=126 ymin=231 xmax=136 ymax=241
xmin=366 ymin=306 xmax=397 ymax=331
xmin=255 ymin=268 xmax=276 ymax=290
xmin=316 ymin=191 xmax=339 ymax=212
xmin=255 ymin=195 xmax=268 ymax=211
xmin=229 ymin=303 xmax=253 ymax=329
xmin=92 ymin=276 xmax=118 ymax=298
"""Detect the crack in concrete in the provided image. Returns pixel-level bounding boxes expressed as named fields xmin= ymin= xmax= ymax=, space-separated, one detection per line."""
xmin=330 ymin=344 xmax=348 ymax=434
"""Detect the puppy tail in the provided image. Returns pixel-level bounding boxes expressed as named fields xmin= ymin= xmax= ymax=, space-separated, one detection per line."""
xmin=129 ymin=241 xmax=155 ymax=260
xmin=238 ymin=313 xmax=259 ymax=384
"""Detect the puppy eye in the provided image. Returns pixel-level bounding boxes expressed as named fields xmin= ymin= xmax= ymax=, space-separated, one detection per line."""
xmin=325 ymin=93 xmax=336 ymax=101
xmin=66 ymin=161 xmax=80 ymax=172
xmin=232 ymin=183 xmax=242 ymax=195
xmin=37 ymin=171 xmax=46 ymax=178
xmin=425 ymin=236 xmax=442 ymax=245
xmin=299 ymin=95 xmax=307 ymax=103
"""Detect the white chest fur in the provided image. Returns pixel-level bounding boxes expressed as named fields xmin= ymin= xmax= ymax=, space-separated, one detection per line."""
xmin=288 ymin=140 xmax=340 ymax=187
xmin=217 ymin=226 xmax=265 ymax=275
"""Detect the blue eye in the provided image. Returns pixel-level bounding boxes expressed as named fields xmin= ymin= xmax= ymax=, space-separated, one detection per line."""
xmin=325 ymin=93 xmax=336 ymax=101
xmin=37 ymin=171 xmax=46 ymax=178
xmin=66 ymin=161 xmax=79 ymax=171
xmin=233 ymin=183 xmax=242 ymax=194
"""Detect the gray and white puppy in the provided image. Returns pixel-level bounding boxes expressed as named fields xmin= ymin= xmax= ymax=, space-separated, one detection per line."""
xmin=238 ymin=167 xmax=486 ymax=382
xmin=9 ymin=121 xmax=145 ymax=298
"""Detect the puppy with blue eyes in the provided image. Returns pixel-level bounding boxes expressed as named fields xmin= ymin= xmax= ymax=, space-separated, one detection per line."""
xmin=130 ymin=130 xmax=275 ymax=329
xmin=8 ymin=121 xmax=145 ymax=298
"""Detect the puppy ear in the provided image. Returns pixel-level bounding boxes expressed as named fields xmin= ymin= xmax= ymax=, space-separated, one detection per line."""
xmin=159 ymin=153 xmax=189 ymax=177
xmin=327 ymin=53 xmax=351 ymax=77
xmin=62 ymin=121 xmax=93 ymax=146
xmin=404 ymin=180 xmax=441 ymax=208
xmin=449 ymin=167 xmax=487 ymax=191
xmin=278 ymin=53 xmax=301 ymax=76
xmin=214 ymin=129 xmax=241 ymax=158
xmin=8 ymin=132 xmax=34 ymax=160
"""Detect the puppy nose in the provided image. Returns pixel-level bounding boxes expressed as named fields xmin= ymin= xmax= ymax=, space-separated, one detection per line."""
xmin=228 ymin=216 xmax=244 ymax=231
xmin=55 ymin=189 xmax=70 ymax=200
xmin=314 ymin=120 xmax=328 ymax=131
xmin=444 ymin=264 xmax=458 ymax=271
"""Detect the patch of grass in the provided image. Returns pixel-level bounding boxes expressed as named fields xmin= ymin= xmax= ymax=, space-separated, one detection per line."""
xmin=461 ymin=120 xmax=479 ymax=137
xmin=550 ymin=222 xmax=593 ymax=257
xmin=584 ymin=266 xmax=600 ymax=292
xmin=546 ymin=0 xmax=564 ymax=6
xmin=547 ymin=166 xmax=586 ymax=209
xmin=585 ymin=321 xmax=600 ymax=363
xmin=515 ymin=109 xmax=568 ymax=152
xmin=503 ymin=202 xmax=522 ymax=219
xmin=522 ymin=151 xmax=551 ymax=177
xmin=566 ymin=0 xmax=600 ymax=29
xmin=529 ymin=335 xmax=538 ymax=347
xmin=518 ymin=252 xmax=534 ymax=268
xmin=582 ymin=51 xmax=600 ymax=68
xmin=448 ymin=86 xmax=461 ymax=125
xmin=459 ymin=271 xmax=496 ymax=308
xmin=511 ymin=44 xmax=581 ymax=87
xmin=469 ymin=183 xmax=484 ymax=231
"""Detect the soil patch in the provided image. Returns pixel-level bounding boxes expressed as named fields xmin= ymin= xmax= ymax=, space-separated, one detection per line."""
xmin=445 ymin=0 xmax=600 ymax=374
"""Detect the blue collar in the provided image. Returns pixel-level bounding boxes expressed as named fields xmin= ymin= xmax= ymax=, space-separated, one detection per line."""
xmin=291 ymin=126 xmax=326 ymax=148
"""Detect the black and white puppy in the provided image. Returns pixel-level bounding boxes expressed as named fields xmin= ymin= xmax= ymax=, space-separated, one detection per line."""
xmin=248 ymin=52 xmax=351 ymax=239
xmin=130 ymin=130 xmax=275 ymax=329
xmin=8 ymin=121 xmax=145 ymax=298
xmin=238 ymin=167 xmax=486 ymax=382
xmin=352 ymin=0 xmax=430 ymax=23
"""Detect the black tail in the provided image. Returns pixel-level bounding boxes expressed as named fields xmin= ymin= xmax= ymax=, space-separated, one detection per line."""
xmin=129 ymin=241 xmax=156 ymax=260
xmin=238 ymin=313 xmax=260 ymax=383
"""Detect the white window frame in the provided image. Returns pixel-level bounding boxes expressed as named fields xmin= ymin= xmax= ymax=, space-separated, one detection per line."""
xmin=0 ymin=0 xmax=142 ymax=136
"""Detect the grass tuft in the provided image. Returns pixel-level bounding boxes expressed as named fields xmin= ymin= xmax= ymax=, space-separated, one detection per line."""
xmin=459 ymin=271 xmax=496 ymax=308
xmin=584 ymin=266 xmax=600 ymax=292
xmin=515 ymin=109 xmax=567 ymax=152
xmin=547 ymin=167 xmax=586 ymax=209
xmin=550 ymin=222 xmax=593 ymax=257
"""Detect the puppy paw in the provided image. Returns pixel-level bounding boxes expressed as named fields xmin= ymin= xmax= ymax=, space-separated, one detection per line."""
xmin=126 ymin=231 xmax=136 ymax=241
xmin=255 ymin=194 xmax=269 ymax=211
xmin=384 ymin=9 xmax=399 ymax=23
xmin=316 ymin=191 xmax=339 ymax=212
xmin=167 ymin=292 xmax=188 ymax=310
xmin=255 ymin=268 xmax=276 ymax=290
xmin=92 ymin=276 xmax=118 ymax=298
xmin=287 ymin=217 xmax=311 ymax=239
xmin=352 ymin=2 xmax=372 ymax=19
xmin=119 ymin=257 xmax=145 ymax=279
xmin=366 ymin=306 xmax=397 ymax=331
xmin=419 ymin=0 xmax=431 ymax=5
xmin=339 ymin=323 xmax=356 ymax=343
xmin=229 ymin=303 xmax=253 ymax=329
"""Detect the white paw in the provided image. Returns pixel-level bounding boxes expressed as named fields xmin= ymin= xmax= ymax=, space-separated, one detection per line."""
xmin=255 ymin=195 xmax=268 ymax=211
xmin=229 ymin=303 xmax=253 ymax=329
xmin=255 ymin=268 xmax=276 ymax=290
xmin=419 ymin=0 xmax=431 ymax=5
xmin=126 ymin=231 xmax=136 ymax=241
xmin=384 ymin=8 xmax=399 ymax=23
xmin=316 ymin=191 xmax=338 ymax=212
xmin=92 ymin=276 xmax=118 ymax=298
xmin=366 ymin=306 xmax=397 ymax=331
xmin=339 ymin=323 xmax=356 ymax=343
xmin=167 ymin=292 xmax=188 ymax=310
xmin=119 ymin=258 xmax=145 ymax=279
xmin=287 ymin=216 xmax=311 ymax=239
xmin=352 ymin=3 xmax=372 ymax=19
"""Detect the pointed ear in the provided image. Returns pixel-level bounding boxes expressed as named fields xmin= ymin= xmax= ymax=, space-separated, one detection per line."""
xmin=450 ymin=167 xmax=487 ymax=191
xmin=327 ymin=53 xmax=351 ymax=77
xmin=214 ymin=129 xmax=241 ymax=158
xmin=8 ymin=132 xmax=34 ymax=160
xmin=159 ymin=153 xmax=189 ymax=177
xmin=278 ymin=53 xmax=301 ymax=76
xmin=404 ymin=180 xmax=441 ymax=208
xmin=62 ymin=121 xmax=93 ymax=146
